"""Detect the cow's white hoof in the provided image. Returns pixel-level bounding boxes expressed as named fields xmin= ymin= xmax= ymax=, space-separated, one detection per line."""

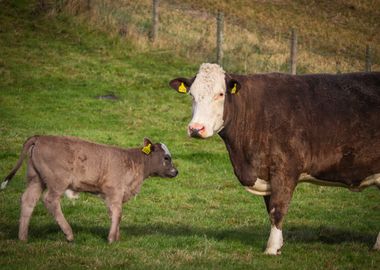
xmin=264 ymin=247 xmax=281 ymax=255
xmin=265 ymin=225 xmax=283 ymax=255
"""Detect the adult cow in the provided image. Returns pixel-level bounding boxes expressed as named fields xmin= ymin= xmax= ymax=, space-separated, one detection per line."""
xmin=169 ymin=63 xmax=380 ymax=255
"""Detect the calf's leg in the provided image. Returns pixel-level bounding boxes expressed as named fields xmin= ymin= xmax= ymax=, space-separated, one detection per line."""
xmin=43 ymin=188 xmax=74 ymax=241
xmin=374 ymin=232 xmax=380 ymax=250
xmin=19 ymin=172 xmax=44 ymax=241
xmin=106 ymin=198 xmax=122 ymax=243
xmin=264 ymin=171 xmax=297 ymax=255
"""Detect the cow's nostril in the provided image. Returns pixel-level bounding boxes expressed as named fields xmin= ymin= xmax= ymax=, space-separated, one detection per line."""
xmin=188 ymin=123 xmax=206 ymax=138
xmin=189 ymin=124 xmax=205 ymax=132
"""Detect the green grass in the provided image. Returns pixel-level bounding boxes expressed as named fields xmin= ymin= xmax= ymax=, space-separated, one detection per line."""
xmin=0 ymin=1 xmax=379 ymax=269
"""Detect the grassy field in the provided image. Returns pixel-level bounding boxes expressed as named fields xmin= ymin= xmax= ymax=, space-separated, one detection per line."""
xmin=0 ymin=1 xmax=379 ymax=269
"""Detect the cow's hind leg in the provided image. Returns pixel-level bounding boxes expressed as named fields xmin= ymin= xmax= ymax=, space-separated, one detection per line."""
xmin=43 ymin=188 xmax=74 ymax=241
xmin=264 ymin=170 xmax=297 ymax=255
xmin=19 ymin=168 xmax=44 ymax=241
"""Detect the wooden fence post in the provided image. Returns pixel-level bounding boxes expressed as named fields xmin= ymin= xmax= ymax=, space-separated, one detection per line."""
xmin=365 ymin=45 xmax=372 ymax=72
xmin=150 ymin=0 xmax=159 ymax=43
xmin=290 ymin=28 xmax=297 ymax=75
xmin=336 ymin=59 xmax=341 ymax=74
xmin=216 ymin=11 xmax=224 ymax=66
xmin=55 ymin=0 xmax=63 ymax=11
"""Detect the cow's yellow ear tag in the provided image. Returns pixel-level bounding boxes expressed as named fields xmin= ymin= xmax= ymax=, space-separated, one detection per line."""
xmin=230 ymin=83 xmax=237 ymax=94
xmin=142 ymin=144 xmax=152 ymax=155
xmin=178 ymin=82 xmax=187 ymax=93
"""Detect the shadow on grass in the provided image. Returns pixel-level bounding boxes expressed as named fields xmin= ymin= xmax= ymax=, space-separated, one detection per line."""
xmin=121 ymin=223 xmax=376 ymax=248
xmin=0 ymin=221 xmax=376 ymax=249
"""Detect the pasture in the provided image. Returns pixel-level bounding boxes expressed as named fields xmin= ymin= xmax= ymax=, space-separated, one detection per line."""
xmin=0 ymin=1 xmax=379 ymax=269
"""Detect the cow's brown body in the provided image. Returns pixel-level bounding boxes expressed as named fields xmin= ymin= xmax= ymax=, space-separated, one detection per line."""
xmin=2 ymin=135 xmax=178 ymax=243
xmin=221 ymin=72 xmax=380 ymax=188
xmin=220 ymin=72 xmax=380 ymax=253
xmin=169 ymin=65 xmax=380 ymax=254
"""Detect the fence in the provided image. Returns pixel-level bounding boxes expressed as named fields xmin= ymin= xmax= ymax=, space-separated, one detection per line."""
xmin=55 ymin=0 xmax=378 ymax=74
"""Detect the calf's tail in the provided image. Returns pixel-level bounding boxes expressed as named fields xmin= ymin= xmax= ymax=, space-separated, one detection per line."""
xmin=1 ymin=136 xmax=38 ymax=190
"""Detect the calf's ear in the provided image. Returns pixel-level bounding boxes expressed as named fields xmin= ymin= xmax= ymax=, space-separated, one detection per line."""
xmin=169 ymin=77 xmax=194 ymax=94
xmin=142 ymin=138 xmax=155 ymax=155
xmin=226 ymin=79 xmax=241 ymax=95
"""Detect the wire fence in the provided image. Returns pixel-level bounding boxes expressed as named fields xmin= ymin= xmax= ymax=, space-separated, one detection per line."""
xmin=52 ymin=0 xmax=379 ymax=74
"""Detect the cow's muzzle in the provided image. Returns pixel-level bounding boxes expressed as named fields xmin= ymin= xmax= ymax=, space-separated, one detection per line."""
xmin=188 ymin=123 xmax=206 ymax=138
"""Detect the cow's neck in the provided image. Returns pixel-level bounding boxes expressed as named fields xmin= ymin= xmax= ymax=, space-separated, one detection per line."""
xmin=218 ymin=126 xmax=260 ymax=187
xmin=218 ymin=86 xmax=269 ymax=187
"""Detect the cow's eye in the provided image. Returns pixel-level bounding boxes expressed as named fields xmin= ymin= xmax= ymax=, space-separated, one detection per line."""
xmin=215 ymin=92 xmax=224 ymax=100
xmin=164 ymin=156 xmax=170 ymax=161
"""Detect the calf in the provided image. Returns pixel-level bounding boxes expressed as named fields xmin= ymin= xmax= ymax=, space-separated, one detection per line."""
xmin=1 ymin=135 xmax=178 ymax=243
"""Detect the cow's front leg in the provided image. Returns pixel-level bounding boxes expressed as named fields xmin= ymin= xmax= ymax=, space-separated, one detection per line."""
xmin=264 ymin=171 xmax=297 ymax=255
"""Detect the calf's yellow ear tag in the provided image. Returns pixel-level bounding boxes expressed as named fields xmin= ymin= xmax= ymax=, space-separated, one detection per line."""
xmin=178 ymin=82 xmax=187 ymax=94
xmin=142 ymin=144 xmax=152 ymax=155
xmin=230 ymin=83 xmax=237 ymax=94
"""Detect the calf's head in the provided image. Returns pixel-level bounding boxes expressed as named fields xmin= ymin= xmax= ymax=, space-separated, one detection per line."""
xmin=169 ymin=63 xmax=240 ymax=138
xmin=142 ymin=138 xmax=178 ymax=178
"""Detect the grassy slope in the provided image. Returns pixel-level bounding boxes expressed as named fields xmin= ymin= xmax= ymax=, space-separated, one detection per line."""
xmin=173 ymin=0 xmax=380 ymax=56
xmin=77 ymin=0 xmax=380 ymax=74
xmin=0 ymin=1 xmax=379 ymax=269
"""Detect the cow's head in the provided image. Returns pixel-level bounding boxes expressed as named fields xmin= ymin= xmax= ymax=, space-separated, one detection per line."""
xmin=169 ymin=63 xmax=240 ymax=138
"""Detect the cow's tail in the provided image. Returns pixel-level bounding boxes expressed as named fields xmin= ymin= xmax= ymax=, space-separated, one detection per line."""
xmin=1 ymin=136 xmax=38 ymax=190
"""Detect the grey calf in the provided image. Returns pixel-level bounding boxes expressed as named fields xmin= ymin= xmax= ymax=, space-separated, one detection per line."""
xmin=2 ymin=135 xmax=178 ymax=243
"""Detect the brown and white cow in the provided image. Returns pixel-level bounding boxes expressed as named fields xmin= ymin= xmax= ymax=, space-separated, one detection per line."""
xmin=169 ymin=63 xmax=380 ymax=255
xmin=1 ymin=135 xmax=178 ymax=243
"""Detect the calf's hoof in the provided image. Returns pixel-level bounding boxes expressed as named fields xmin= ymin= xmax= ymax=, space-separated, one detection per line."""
xmin=18 ymin=232 xmax=28 ymax=242
xmin=18 ymin=236 xmax=28 ymax=242
xmin=373 ymin=233 xmax=380 ymax=250
xmin=108 ymin=237 xmax=116 ymax=244
xmin=66 ymin=235 xmax=74 ymax=242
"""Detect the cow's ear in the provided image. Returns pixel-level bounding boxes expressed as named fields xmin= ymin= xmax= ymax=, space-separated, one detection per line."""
xmin=226 ymin=79 xmax=241 ymax=95
xmin=169 ymin=77 xmax=194 ymax=94
xmin=142 ymin=138 xmax=155 ymax=155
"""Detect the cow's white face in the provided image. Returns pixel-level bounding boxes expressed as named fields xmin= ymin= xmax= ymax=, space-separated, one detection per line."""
xmin=169 ymin=63 xmax=240 ymax=139
xmin=187 ymin=64 xmax=226 ymax=138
